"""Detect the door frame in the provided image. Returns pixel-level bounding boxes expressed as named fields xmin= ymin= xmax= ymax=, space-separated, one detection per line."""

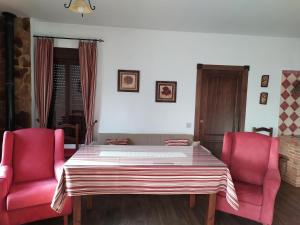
xmin=193 ymin=64 xmax=249 ymax=141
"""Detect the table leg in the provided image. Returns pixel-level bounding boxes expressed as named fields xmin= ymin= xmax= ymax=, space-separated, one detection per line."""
xmin=73 ymin=196 xmax=81 ymax=225
xmin=189 ymin=194 xmax=196 ymax=208
xmin=87 ymin=196 xmax=93 ymax=210
xmin=205 ymin=193 xmax=216 ymax=225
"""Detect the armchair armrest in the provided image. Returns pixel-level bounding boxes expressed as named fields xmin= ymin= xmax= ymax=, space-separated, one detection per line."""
xmin=260 ymin=169 xmax=281 ymax=224
xmin=54 ymin=129 xmax=66 ymax=181
xmin=263 ymin=169 xmax=281 ymax=198
xmin=54 ymin=160 xmax=65 ymax=181
xmin=0 ymin=165 xmax=13 ymax=198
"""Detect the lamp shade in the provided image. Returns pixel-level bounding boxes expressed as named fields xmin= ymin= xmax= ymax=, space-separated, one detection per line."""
xmin=69 ymin=0 xmax=92 ymax=14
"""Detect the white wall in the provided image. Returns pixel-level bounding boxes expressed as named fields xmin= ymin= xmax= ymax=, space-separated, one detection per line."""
xmin=31 ymin=19 xmax=300 ymax=135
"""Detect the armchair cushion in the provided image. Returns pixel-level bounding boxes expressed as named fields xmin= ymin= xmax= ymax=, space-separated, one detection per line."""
xmin=219 ymin=181 xmax=263 ymax=206
xmin=230 ymin=133 xmax=271 ymax=185
xmin=13 ymin=129 xmax=55 ymax=183
xmin=7 ymin=178 xmax=57 ymax=211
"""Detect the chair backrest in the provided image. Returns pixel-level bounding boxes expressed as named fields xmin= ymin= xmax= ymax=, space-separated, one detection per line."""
xmin=222 ymin=132 xmax=277 ymax=186
xmin=57 ymin=123 xmax=79 ymax=150
xmin=252 ymin=127 xmax=273 ymax=137
xmin=12 ymin=128 xmax=55 ymax=183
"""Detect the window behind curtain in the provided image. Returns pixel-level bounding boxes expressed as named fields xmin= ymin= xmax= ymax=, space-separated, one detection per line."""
xmin=48 ymin=47 xmax=86 ymax=143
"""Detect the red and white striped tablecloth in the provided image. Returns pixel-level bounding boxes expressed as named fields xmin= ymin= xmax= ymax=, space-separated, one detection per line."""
xmin=51 ymin=145 xmax=238 ymax=212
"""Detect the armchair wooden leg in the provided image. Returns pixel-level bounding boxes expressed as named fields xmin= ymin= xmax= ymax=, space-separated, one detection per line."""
xmin=63 ymin=215 xmax=68 ymax=225
xmin=189 ymin=194 xmax=196 ymax=208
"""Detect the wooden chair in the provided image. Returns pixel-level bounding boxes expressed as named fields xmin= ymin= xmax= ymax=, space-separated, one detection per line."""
xmin=252 ymin=127 xmax=273 ymax=136
xmin=57 ymin=123 xmax=80 ymax=159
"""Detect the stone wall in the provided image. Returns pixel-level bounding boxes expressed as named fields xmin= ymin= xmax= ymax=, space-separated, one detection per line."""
xmin=0 ymin=17 xmax=5 ymax=132
xmin=0 ymin=16 xmax=31 ymax=132
xmin=14 ymin=18 xmax=31 ymax=128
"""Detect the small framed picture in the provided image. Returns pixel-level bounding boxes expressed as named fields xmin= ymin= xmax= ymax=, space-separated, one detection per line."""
xmin=118 ymin=70 xmax=140 ymax=92
xmin=155 ymin=81 xmax=177 ymax=103
xmin=261 ymin=75 xmax=269 ymax=87
xmin=259 ymin=92 xmax=268 ymax=105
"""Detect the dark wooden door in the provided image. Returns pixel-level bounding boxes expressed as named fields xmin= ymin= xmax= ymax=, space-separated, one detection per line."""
xmin=194 ymin=64 xmax=249 ymax=158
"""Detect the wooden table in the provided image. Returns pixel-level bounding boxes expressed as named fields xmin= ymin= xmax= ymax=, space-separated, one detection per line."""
xmin=51 ymin=145 xmax=238 ymax=225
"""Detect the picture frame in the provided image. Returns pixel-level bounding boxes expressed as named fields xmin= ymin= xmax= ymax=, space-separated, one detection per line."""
xmin=261 ymin=75 xmax=269 ymax=87
xmin=259 ymin=92 xmax=268 ymax=105
xmin=155 ymin=81 xmax=177 ymax=103
xmin=118 ymin=70 xmax=140 ymax=92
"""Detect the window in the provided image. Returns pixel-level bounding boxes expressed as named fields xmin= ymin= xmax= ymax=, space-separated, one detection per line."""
xmin=48 ymin=48 xmax=86 ymax=143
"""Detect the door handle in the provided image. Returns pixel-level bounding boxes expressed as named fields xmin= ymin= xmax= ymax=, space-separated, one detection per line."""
xmin=200 ymin=120 xmax=204 ymax=124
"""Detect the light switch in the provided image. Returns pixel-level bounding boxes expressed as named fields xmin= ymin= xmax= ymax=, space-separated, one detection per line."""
xmin=186 ymin=122 xmax=191 ymax=128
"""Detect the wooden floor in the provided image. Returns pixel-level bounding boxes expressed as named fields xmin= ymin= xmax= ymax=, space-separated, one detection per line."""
xmin=28 ymin=182 xmax=299 ymax=225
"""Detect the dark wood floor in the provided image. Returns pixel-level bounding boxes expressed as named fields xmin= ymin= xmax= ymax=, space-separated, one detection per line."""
xmin=28 ymin=182 xmax=299 ymax=225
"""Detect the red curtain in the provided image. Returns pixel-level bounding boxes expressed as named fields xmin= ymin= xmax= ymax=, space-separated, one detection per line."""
xmin=79 ymin=41 xmax=97 ymax=144
xmin=35 ymin=38 xmax=54 ymax=128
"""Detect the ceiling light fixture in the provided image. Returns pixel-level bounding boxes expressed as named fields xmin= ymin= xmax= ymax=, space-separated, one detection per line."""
xmin=64 ymin=0 xmax=95 ymax=17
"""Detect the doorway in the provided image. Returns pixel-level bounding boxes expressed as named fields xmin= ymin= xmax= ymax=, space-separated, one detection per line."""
xmin=194 ymin=64 xmax=249 ymax=158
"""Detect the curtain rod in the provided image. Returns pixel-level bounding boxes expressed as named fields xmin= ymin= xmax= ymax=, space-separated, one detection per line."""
xmin=33 ymin=35 xmax=104 ymax=42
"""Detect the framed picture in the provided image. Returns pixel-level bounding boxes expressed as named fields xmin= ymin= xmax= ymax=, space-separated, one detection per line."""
xmin=118 ymin=70 xmax=140 ymax=92
xmin=259 ymin=92 xmax=268 ymax=105
xmin=261 ymin=75 xmax=269 ymax=87
xmin=155 ymin=81 xmax=177 ymax=103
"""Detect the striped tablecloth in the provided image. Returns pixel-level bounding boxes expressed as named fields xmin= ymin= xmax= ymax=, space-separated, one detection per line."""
xmin=51 ymin=145 xmax=238 ymax=212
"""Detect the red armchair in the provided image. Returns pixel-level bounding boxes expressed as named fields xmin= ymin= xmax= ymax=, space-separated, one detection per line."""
xmin=217 ymin=132 xmax=281 ymax=225
xmin=0 ymin=128 xmax=72 ymax=225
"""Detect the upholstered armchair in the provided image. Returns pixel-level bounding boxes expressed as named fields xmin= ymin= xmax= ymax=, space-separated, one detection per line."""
xmin=0 ymin=128 xmax=72 ymax=225
xmin=217 ymin=132 xmax=281 ymax=225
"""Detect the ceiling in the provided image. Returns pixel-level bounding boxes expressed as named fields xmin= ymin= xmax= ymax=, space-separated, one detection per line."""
xmin=1 ymin=0 xmax=300 ymax=38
